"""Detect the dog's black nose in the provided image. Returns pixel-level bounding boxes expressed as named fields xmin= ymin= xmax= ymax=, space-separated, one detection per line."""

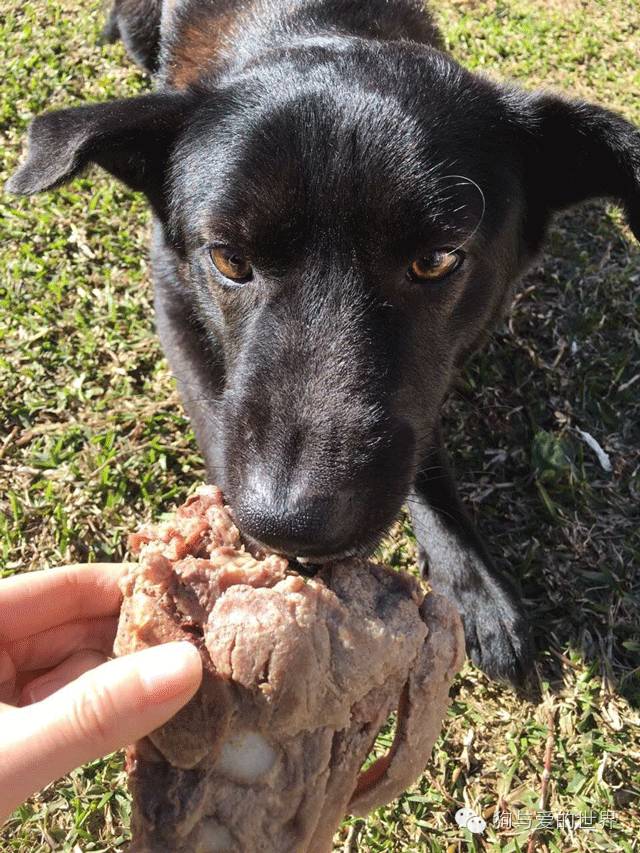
xmin=231 ymin=490 xmax=350 ymax=558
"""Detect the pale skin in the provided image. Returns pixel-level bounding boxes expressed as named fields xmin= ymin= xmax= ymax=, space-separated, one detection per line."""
xmin=0 ymin=564 xmax=203 ymax=824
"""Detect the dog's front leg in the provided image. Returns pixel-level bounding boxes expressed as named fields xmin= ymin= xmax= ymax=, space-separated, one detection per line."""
xmin=152 ymin=223 xmax=225 ymax=479
xmin=408 ymin=430 xmax=534 ymax=685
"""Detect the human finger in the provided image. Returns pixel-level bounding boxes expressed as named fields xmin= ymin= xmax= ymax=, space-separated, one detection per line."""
xmin=0 ymin=564 xmax=131 ymax=641
xmin=0 ymin=650 xmax=16 ymax=705
xmin=19 ymin=649 xmax=108 ymax=705
xmin=0 ymin=641 xmax=202 ymax=823
xmin=6 ymin=616 xmax=118 ymax=672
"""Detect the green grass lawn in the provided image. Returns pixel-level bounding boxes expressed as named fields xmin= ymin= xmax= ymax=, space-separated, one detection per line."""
xmin=1 ymin=0 xmax=639 ymax=850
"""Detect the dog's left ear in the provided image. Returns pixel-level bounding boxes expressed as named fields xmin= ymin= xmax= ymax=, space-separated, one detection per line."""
xmin=6 ymin=92 xmax=196 ymax=220
xmin=514 ymin=92 xmax=640 ymax=241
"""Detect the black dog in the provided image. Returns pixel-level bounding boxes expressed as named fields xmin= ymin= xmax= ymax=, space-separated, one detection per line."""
xmin=8 ymin=0 xmax=640 ymax=684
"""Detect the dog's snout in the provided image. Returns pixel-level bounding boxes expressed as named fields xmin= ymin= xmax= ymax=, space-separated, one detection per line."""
xmin=232 ymin=487 xmax=352 ymax=558
xmin=224 ymin=416 xmax=416 ymax=560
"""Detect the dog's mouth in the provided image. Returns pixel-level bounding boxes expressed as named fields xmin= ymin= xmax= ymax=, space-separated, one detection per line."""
xmin=287 ymin=556 xmax=321 ymax=577
xmin=239 ymin=532 xmax=354 ymax=573
xmin=238 ymin=528 xmax=385 ymax=578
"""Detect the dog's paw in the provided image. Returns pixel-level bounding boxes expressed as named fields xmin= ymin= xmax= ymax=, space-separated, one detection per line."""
xmin=461 ymin=590 xmax=534 ymax=686
xmin=416 ymin=535 xmax=534 ymax=685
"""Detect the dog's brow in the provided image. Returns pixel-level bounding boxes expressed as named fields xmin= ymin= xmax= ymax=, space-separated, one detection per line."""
xmin=434 ymin=174 xmax=487 ymax=250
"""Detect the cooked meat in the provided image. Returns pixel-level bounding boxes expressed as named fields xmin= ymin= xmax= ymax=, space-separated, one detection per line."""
xmin=114 ymin=486 xmax=464 ymax=852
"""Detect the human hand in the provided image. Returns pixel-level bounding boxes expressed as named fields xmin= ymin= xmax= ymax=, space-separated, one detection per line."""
xmin=0 ymin=563 xmax=202 ymax=823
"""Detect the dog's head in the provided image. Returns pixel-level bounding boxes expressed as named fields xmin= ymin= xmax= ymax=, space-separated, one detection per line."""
xmin=9 ymin=41 xmax=640 ymax=559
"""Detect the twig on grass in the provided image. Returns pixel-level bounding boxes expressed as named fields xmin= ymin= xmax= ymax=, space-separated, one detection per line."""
xmin=527 ymin=703 xmax=556 ymax=853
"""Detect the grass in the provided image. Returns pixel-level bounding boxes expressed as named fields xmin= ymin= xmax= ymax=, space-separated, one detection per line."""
xmin=1 ymin=0 xmax=639 ymax=850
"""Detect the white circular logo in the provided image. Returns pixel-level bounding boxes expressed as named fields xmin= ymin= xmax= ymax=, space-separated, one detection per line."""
xmin=454 ymin=807 xmax=486 ymax=834
xmin=467 ymin=815 xmax=487 ymax=834
xmin=455 ymin=807 xmax=476 ymax=828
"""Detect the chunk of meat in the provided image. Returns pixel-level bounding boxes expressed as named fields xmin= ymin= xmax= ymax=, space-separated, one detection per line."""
xmin=115 ymin=485 xmax=464 ymax=852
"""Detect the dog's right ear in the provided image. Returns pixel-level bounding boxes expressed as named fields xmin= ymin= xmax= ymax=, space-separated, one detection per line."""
xmin=508 ymin=91 xmax=640 ymax=246
xmin=6 ymin=92 xmax=196 ymax=220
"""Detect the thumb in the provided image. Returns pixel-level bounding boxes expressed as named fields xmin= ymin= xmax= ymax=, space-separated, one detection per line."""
xmin=0 ymin=641 xmax=202 ymax=822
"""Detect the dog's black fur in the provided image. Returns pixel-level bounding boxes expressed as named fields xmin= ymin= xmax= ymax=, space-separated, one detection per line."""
xmin=8 ymin=0 xmax=640 ymax=684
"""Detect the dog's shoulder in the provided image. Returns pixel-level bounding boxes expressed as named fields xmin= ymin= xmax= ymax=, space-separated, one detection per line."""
xmin=156 ymin=0 xmax=444 ymax=90
xmin=160 ymin=0 xmax=252 ymax=88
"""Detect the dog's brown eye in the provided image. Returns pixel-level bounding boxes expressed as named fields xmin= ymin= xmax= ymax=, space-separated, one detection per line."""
xmin=408 ymin=250 xmax=463 ymax=283
xmin=210 ymin=247 xmax=253 ymax=283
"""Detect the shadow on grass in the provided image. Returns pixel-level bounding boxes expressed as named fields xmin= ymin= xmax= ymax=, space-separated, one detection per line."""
xmin=442 ymin=200 xmax=640 ymax=707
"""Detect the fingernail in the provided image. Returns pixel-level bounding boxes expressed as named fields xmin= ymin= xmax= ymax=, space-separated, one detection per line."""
xmin=0 ymin=650 xmax=15 ymax=684
xmin=21 ymin=677 xmax=65 ymax=705
xmin=138 ymin=642 xmax=202 ymax=703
